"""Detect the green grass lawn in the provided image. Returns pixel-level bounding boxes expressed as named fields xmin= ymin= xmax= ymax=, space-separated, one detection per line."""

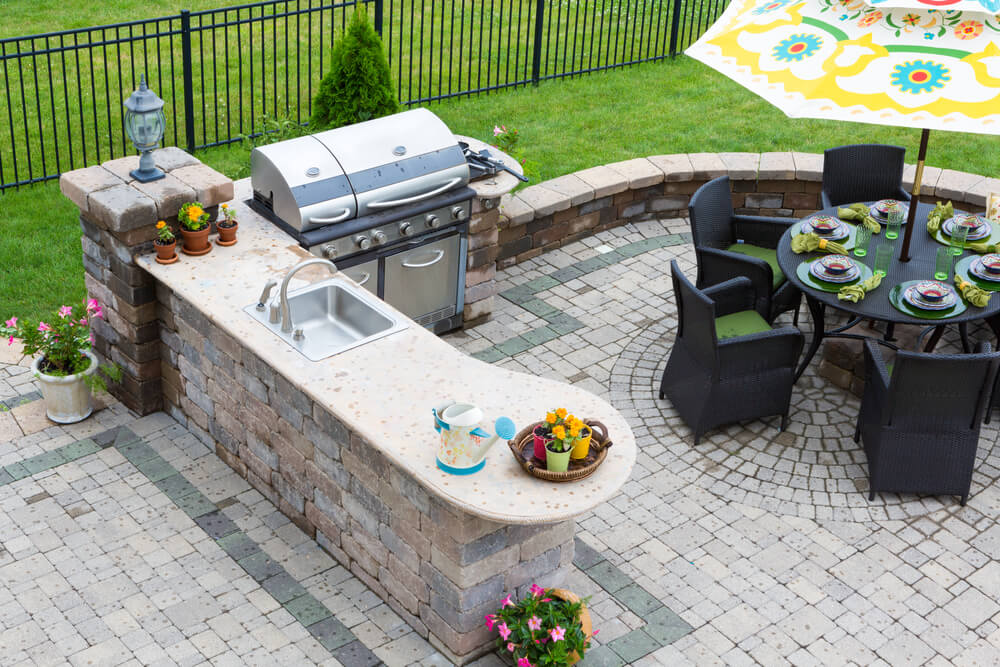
xmin=2 ymin=55 xmax=997 ymax=321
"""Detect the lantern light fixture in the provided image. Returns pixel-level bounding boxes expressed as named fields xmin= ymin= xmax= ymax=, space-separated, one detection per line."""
xmin=123 ymin=74 xmax=166 ymax=183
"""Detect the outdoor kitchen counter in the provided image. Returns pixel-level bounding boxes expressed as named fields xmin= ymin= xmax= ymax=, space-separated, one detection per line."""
xmin=138 ymin=179 xmax=637 ymax=525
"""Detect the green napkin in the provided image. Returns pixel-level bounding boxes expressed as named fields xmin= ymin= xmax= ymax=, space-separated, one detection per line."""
xmin=967 ymin=241 xmax=998 ymax=254
xmin=926 ymin=201 xmax=954 ymax=236
xmin=838 ymin=203 xmax=881 ymax=234
xmin=837 ymin=274 xmax=883 ymax=303
xmin=955 ymin=275 xmax=990 ymax=307
xmin=790 ymin=233 xmax=848 ymax=255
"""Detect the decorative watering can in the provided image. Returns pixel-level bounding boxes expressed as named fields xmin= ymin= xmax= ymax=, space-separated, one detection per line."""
xmin=432 ymin=400 xmax=516 ymax=475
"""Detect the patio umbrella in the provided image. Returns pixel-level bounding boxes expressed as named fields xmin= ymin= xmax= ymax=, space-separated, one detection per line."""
xmin=685 ymin=0 xmax=1000 ymax=261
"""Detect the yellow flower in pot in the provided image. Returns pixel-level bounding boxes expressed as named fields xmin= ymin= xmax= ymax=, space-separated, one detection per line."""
xmin=178 ymin=201 xmax=212 ymax=256
xmin=546 ymin=423 xmax=576 ymax=472
xmin=569 ymin=417 xmax=592 ymax=460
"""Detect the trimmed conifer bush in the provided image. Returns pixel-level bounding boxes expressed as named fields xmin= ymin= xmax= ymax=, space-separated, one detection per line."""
xmin=310 ymin=7 xmax=400 ymax=130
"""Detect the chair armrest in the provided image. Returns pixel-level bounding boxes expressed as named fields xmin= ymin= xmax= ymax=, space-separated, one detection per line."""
xmin=717 ymin=326 xmax=804 ymax=374
xmin=732 ymin=215 xmax=797 ymax=248
xmin=895 ymin=186 xmax=912 ymax=202
xmin=821 ymin=189 xmax=834 ymax=210
xmin=863 ymin=339 xmax=891 ymax=407
xmin=702 ymin=277 xmax=757 ymax=317
xmin=696 ymin=247 xmax=773 ymax=319
xmin=975 ymin=341 xmax=993 ymax=354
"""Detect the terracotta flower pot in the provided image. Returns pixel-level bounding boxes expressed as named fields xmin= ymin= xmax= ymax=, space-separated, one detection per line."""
xmin=217 ymin=220 xmax=238 ymax=246
xmin=549 ymin=589 xmax=593 ymax=665
xmin=154 ymin=239 xmax=178 ymax=264
xmin=180 ymin=227 xmax=211 ymax=255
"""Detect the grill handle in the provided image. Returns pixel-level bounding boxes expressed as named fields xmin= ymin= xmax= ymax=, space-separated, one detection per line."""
xmin=308 ymin=208 xmax=352 ymax=224
xmin=351 ymin=271 xmax=371 ymax=286
xmin=402 ymin=249 xmax=445 ymax=269
xmin=368 ymin=178 xmax=462 ymax=209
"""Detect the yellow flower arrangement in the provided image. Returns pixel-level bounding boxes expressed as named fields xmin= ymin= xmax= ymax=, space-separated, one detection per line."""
xmin=178 ymin=201 xmax=210 ymax=231
xmin=542 ymin=409 xmax=590 ymax=454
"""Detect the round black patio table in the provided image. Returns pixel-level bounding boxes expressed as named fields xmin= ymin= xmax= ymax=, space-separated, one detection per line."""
xmin=777 ymin=202 xmax=1000 ymax=380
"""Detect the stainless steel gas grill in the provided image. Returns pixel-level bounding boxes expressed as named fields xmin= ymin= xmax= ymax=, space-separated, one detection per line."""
xmin=249 ymin=109 xmax=475 ymax=334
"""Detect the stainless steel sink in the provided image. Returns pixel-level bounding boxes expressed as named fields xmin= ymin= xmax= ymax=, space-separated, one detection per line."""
xmin=244 ymin=277 xmax=407 ymax=361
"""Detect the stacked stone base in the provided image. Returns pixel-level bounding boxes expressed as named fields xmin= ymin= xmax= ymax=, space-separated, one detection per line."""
xmin=820 ymin=323 xmax=926 ymax=397
xmin=156 ymin=283 xmax=574 ymax=664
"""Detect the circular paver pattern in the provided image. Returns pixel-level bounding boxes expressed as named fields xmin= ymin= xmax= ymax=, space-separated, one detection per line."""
xmin=615 ymin=316 xmax=1000 ymax=521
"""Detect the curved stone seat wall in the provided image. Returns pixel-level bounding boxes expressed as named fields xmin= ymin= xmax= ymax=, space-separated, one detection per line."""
xmin=458 ymin=152 xmax=997 ymax=326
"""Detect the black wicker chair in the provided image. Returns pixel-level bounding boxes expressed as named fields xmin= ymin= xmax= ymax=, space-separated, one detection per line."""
xmin=688 ymin=176 xmax=800 ymax=323
xmin=855 ymin=340 xmax=999 ymax=506
xmin=821 ymin=144 xmax=912 ymax=208
xmin=659 ymin=261 xmax=804 ymax=445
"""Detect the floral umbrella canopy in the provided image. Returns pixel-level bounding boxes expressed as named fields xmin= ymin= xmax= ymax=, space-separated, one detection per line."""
xmin=686 ymin=0 xmax=1000 ymax=257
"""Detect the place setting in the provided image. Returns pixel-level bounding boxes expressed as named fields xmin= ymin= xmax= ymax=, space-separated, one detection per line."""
xmin=795 ymin=254 xmax=872 ymax=292
xmin=889 ymin=279 xmax=968 ymax=319
xmin=931 ymin=210 xmax=1000 ymax=250
xmin=791 ymin=214 xmax=856 ymax=250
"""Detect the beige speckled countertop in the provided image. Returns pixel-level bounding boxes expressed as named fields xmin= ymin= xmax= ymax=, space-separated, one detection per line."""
xmin=137 ymin=178 xmax=636 ymax=524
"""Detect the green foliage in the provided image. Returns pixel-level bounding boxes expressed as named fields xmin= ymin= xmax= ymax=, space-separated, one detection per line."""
xmin=177 ymin=201 xmax=210 ymax=231
xmin=310 ymin=7 xmax=399 ymax=130
xmin=488 ymin=586 xmax=592 ymax=666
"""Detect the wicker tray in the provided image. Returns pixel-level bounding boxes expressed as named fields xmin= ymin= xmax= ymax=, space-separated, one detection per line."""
xmin=508 ymin=420 xmax=613 ymax=482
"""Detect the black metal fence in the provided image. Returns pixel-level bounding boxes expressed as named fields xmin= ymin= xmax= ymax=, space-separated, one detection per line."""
xmin=0 ymin=0 xmax=728 ymax=191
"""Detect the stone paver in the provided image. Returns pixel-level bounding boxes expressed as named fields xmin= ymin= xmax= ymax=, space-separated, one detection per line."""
xmin=3 ymin=216 xmax=1000 ymax=665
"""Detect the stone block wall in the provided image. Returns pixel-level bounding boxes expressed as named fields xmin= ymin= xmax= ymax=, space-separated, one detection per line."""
xmin=155 ymin=283 xmax=574 ymax=664
xmin=60 ymin=148 xmax=234 ymax=415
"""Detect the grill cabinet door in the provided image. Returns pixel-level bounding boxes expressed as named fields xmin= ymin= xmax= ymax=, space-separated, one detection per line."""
xmin=383 ymin=234 xmax=460 ymax=323
xmin=339 ymin=259 xmax=378 ymax=296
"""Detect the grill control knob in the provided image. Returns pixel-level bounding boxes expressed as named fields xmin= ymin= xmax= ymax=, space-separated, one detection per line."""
xmin=321 ymin=244 xmax=337 ymax=259
xmin=426 ymin=214 xmax=440 ymax=229
xmin=399 ymin=222 xmax=413 ymax=236
xmin=451 ymin=206 xmax=465 ymax=220
xmin=354 ymin=235 xmax=372 ymax=251
xmin=371 ymin=230 xmax=387 ymax=245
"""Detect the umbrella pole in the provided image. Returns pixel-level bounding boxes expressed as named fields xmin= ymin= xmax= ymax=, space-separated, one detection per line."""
xmin=899 ymin=128 xmax=930 ymax=262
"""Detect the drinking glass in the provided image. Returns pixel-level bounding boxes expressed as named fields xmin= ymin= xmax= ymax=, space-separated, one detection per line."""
xmin=874 ymin=245 xmax=893 ymax=277
xmin=935 ymin=247 xmax=953 ymax=281
xmin=885 ymin=204 xmax=904 ymax=240
xmin=951 ymin=223 xmax=970 ymax=256
xmin=853 ymin=225 xmax=871 ymax=258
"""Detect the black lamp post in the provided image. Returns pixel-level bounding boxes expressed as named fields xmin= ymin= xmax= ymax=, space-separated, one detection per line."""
xmin=123 ymin=74 xmax=166 ymax=183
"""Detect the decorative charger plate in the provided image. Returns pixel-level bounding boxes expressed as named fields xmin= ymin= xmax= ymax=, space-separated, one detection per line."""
xmin=932 ymin=218 xmax=1000 ymax=250
xmin=955 ymin=256 xmax=1000 ymax=292
xmin=792 ymin=218 xmax=856 ymax=249
xmin=889 ymin=280 xmax=967 ymax=320
xmin=508 ymin=420 xmax=612 ymax=482
xmin=942 ymin=216 xmax=991 ymax=241
xmin=796 ymin=258 xmax=873 ymax=293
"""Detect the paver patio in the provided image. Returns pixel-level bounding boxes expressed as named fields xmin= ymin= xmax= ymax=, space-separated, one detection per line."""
xmin=2 ymin=218 xmax=999 ymax=665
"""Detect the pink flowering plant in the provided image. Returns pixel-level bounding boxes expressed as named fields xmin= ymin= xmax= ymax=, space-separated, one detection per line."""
xmin=1 ymin=300 xmax=120 ymax=389
xmin=485 ymin=584 xmax=592 ymax=666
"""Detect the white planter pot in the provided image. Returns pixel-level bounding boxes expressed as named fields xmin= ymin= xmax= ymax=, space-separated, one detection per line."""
xmin=32 ymin=349 xmax=98 ymax=424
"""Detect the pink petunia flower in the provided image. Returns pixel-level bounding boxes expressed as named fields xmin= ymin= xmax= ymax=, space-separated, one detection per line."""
xmin=86 ymin=298 xmax=99 ymax=312
xmin=507 ymin=642 xmax=515 ymax=652
xmin=517 ymin=659 xmax=532 ymax=667
xmin=527 ymin=615 xmax=542 ymax=631
xmin=38 ymin=322 xmax=52 ymax=333
xmin=4 ymin=317 xmax=15 ymax=328
xmin=529 ymin=584 xmax=545 ymax=597
xmin=484 ymin=614 xmax=495 ymax=631
xmin=7 ymin=335 xmax=13 ymax=346
xmin=501 ymin=594 xmax=514 ymax=608
xmin=550 ymin=625 xmax=565 ymax=642
xmin=541 ymin=598 xmax=551 ymax=602
xmin=58 ymin=306 xmax=73 ymax=318
xmin=498 ymin=622 xmax=512 ymax=641
xmin=79 ymin=318 xmax=88 ymax=326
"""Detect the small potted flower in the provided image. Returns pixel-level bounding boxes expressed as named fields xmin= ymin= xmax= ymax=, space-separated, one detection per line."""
xmin=154 ymin=219 xmax=178 ymax=264
xmin=486 ymin=584 xmax=595 ymax=666
xmin=570 ymin=420 xmax=592 ymax=461
xmin=546 ymin=417 xmax=581 ymax=473
xmin=217 ymin=203 xmax=238 ymax=246
xmin=2 ymin=300 xmax=121 ymax=424
xmin=533 ymin=408 xmax=566 ymax=462
xmin=178 ymin=201 xmax=212 ymax=255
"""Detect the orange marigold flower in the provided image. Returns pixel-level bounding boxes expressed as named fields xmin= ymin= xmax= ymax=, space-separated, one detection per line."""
xmin=555 ymin=408 xmax=567 ymax=419
xmin=545 ymin=412 xmax=557 ymax=424
xmin=156 ymin=220 xmax=166 ymax=229
xmin=569 ymin=427 xmax=580 ymax=438
xmin=552 ymin=425 xmax=566 ymax=439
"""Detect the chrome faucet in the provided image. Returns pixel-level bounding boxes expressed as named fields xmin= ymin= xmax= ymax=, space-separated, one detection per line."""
xmin=278 ymin=258 xmax=338 ymax=334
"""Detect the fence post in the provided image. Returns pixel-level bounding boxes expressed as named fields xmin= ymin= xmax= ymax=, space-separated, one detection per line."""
xmin=374 ymin=0 xmax=383 ymax=36
xmin=531 ymin=0 xmax=545 ymax=85
xmin=180 ymin=10 xmax=196 ymax=153
xmin=668 ymin=0 xmax=683 ymax=57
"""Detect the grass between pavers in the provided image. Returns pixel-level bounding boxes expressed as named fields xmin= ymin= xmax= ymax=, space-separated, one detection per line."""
xmin=4 ymin=55 xmax=997 ymax=321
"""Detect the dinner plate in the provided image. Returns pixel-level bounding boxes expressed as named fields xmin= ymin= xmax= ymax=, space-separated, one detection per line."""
xmin=799 ymin=218 xmax=849 ymax=241
xmin=968 ymin=257 xmax=1000 ymax=283
xmin=809 ymin=258 xmax=860 ymax=283
xmin=869 ymin=200 xmax=909 ymax=222
xmin=943 ymin=216 xmax=990 ymax=241
xmin=902 ymin=285 xmax=957 ymax=311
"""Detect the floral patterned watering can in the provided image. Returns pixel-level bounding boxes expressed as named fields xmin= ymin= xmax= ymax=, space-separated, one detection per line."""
xmin=432 ymin=400 xmax=516 ymax=475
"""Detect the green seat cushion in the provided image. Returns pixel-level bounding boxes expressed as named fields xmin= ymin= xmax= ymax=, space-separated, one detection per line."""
xmin=726 ymin=243 xmax=785 ymax=289
xmin=715 ymin=309 xmax=771 ymax=340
